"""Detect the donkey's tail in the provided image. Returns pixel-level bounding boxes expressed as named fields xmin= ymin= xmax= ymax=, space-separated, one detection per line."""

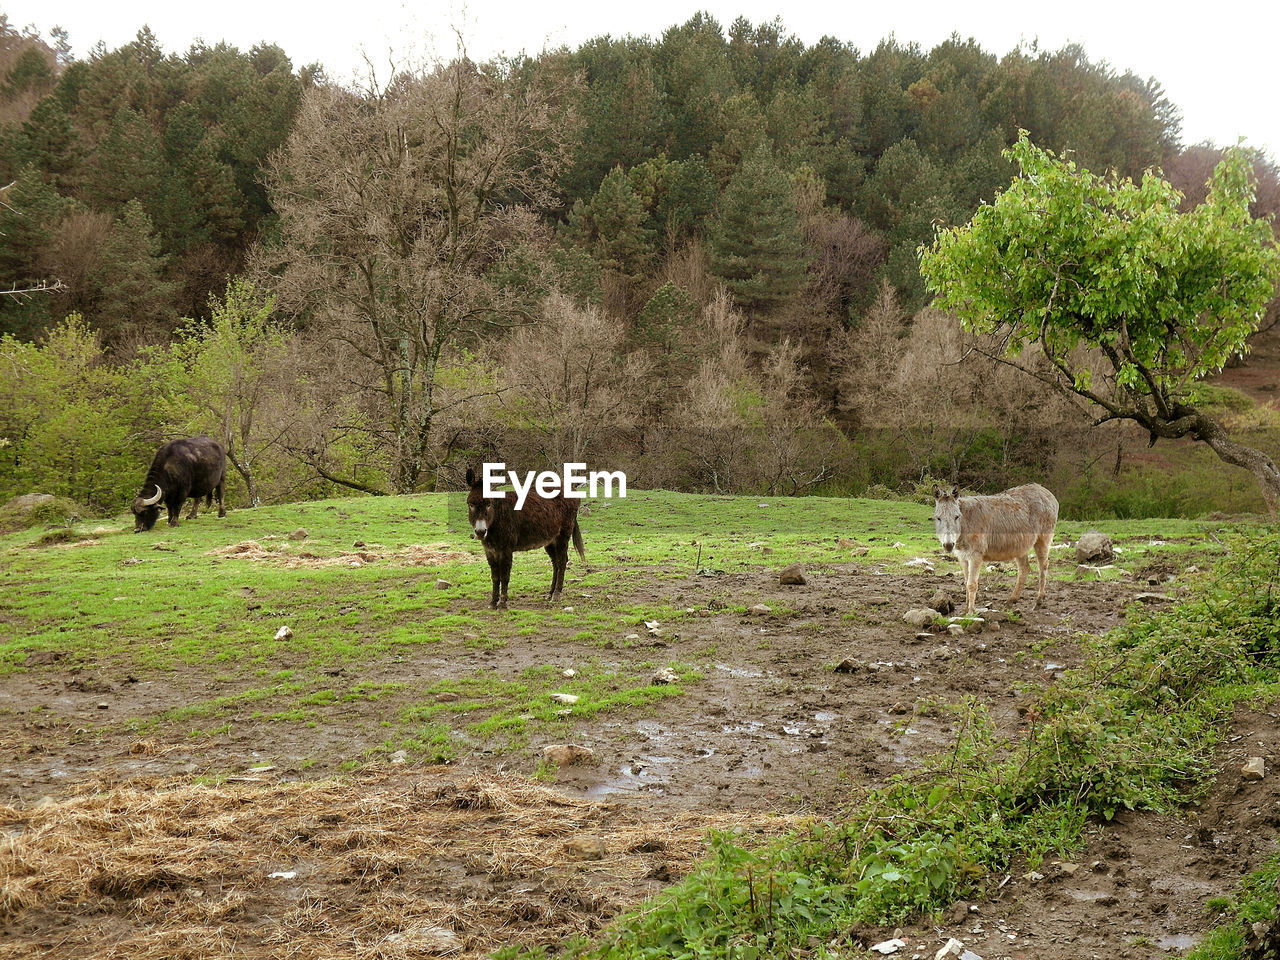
xmin=572 ymin=520 xmax=586 ymax=561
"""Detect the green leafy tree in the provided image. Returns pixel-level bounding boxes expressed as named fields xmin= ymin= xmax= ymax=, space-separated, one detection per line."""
xmin=709 ymin=141 xmax=807 ymax=312
xmin=919 ymin=134 xmax=1280 ymax=511
xmin=0 ymin=317 xmax=159 ymax=510
xmin=169 ymin=279 xmax=291 ymax=505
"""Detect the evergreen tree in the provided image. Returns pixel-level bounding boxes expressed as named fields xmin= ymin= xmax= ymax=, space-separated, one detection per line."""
xmin=81 ymin=105 xmax=167 ymax=215
xmin=0 ymin=170 xmax=68 ymax=338
xmin=18 ymin=96 xmax=82 ymax=190
xmin=90 ymin=200 xmax=178 ymax=343
xmin=709 ymin=141 xmax=807 ymax=311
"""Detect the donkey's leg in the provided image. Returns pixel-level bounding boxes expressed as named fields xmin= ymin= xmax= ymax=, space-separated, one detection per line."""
xmin=487 ymin=555 xmax=502 ymax=609
xmin=499 ymin=554 xmax=513 ymax=609
xmin=555 ymin=541 xmax=570 ymax=597
xmin=963 ymin=554 xmax=980 ymax=614
xmin=1009 ymin=554 xmax=1030 ymax=602
xmin=1033 ymin=535 xmax=1051 ymax=609
xmin=544 ymin=545 xmax=558 ymax=600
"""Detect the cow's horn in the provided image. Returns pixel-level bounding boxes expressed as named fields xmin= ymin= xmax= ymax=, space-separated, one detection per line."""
xmin=141 ymin=485 xmax=163 ymax=506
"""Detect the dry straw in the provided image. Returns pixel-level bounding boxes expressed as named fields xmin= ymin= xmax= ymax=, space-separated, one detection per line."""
xmin=206 ymin=542 xmax=475 ymax=570
xmin=1 ymin=767 xmax=793 ymax=959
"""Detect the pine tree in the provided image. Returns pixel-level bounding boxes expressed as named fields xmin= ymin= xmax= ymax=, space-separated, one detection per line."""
xmin=709 ymin=141 xmax=807 ymax=311
xmin=90 ymin=200 xmax=178 ymax=343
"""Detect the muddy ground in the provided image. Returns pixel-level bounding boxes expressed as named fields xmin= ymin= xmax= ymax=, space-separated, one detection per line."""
xmin=2 ymin=557 xmax=1277 ymax=958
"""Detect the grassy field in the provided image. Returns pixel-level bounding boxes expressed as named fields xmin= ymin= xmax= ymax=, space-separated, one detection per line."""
xmin=2 ymin=488 xmax=1272 ymax=960
xmin=0 ymin=489 xmax=1236 ymax=765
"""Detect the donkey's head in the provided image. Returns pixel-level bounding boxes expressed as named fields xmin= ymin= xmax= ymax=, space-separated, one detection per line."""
xmin=465 ymin=467 xmax=497 ymax=540
xmin=932 ymin=484 xmax=961 ymax=554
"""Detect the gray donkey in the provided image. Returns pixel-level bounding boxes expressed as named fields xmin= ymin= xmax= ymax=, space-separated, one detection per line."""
xmin=932 ymin=483 xmax=1059 ymax=615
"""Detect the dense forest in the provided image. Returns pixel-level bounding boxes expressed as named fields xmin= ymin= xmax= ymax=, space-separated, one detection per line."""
xmin=1 ymin=12 xmax=1277 ymax=516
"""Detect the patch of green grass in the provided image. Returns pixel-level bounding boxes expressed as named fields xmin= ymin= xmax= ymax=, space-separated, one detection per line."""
xmin=398 ymin=660 xmax=698 ymax=748
xmin=376 ymin=722 xmax=459 ymax=764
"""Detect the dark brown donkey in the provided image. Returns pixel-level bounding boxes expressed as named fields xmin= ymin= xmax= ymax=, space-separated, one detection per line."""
xmin=465 ymin=468 xmax=586 ymax=609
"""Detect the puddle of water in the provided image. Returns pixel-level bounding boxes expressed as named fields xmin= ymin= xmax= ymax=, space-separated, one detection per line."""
xmin=714 ymin=663 xmax=765 ymax=679
xmin=721 ymin=720 xmax=767 ymax=736
xmin=814 ymin=711 xmax=837 ymax=723
xmin=1157 ymin=934 xmax=1197 ymax=950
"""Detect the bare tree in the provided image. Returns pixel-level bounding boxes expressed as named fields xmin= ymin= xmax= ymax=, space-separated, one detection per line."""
xmin=501 ymin=292 xmax=654 ymax=466
xmin=253 ymin=54 xmax=579 ymax=492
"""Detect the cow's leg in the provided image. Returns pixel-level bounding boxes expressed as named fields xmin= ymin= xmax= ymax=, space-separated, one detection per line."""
xmin=1033 ymin=535 xmax=1051 ymax=609
xmin=187 ymin=497 xmax=200 ymax=520
xmin=1009 ymin=554 xmax=1030 ymax=602
xmin=167 ymin=498 xmax=181 ymax=527
xmin=216 ymin=481 xmax=226 ymax=518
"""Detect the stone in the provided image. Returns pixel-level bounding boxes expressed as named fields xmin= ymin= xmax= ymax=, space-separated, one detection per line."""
xmin=833 ymin=658 xmax=865 ymax=674
xmin=779 ymin=563 xmax=806 ymax=585
xmin=1243 ymin=757 xmax=1266 ymax=781
xmin=542 ymin=744 xmax=594 ymax=767
xmin=435 ymin=579 xmax=451 ymax=589
xmin=289 ymin=528 xmax=308 ymax=540
xmin=274 ymin=625 xmax=293 ymax=640
xmin=549 ymin=692 xmax=579 ymax=705
xmin=903 ymin=607 xmax=939 ymax=628
xmin=748 ymin=604 xmax=772 ymax=616
xmin=871 ymin=939 xmax=907 ymax=955
xmin=1075 ymin=531 xmax=1114 ymax=564
xmin=1058 ymin=861 xmax=1081 ymax=876
xmin=652 ymin=668 xmax=680 ymax=685
xmin=934 ymin=939 xmax=965 ymax=959
xmin=383 ymin=926 xmax=462 ymax=954
xmin=929 ymin=590 xmax=955 ymax=615
xmin=566 ymin=837 xmax=607 ymax=860
xmin=837 ymin=538 xmax=857 ymax=549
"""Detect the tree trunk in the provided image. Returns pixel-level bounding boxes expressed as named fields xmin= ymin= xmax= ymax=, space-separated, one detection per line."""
xmin=1195 ymin=416 xmax=1280 ymax=514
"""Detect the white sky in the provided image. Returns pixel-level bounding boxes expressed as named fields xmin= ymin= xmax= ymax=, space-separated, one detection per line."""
xmin=3 ymin=0 xmax=1276 ymax=161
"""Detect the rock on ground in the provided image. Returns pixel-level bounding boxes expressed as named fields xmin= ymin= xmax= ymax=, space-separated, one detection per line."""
xmin=1075 ymin=530 xmax=1114 ymax=564
xmin=779 ymin=564 xmax=806 ymax=585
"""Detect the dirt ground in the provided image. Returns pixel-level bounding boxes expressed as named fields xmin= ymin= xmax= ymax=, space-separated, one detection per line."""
xmin=2 ymin=557 xmax=1276 ymax=958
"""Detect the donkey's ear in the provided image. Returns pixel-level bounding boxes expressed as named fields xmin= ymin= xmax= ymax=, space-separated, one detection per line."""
xmin=932 ymin=485 xmax=943 ymax=500
xmin=948 ymin=484 xmax=959 ymax=498
xmin=465 ymin=467 xmax=476 ymax=487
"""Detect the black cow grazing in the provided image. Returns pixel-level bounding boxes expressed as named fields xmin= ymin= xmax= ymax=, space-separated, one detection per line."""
xmin=465 ymin=467 xmax=586 ymax=609
xmin=132 ymin=436 xmax=228 ymax=532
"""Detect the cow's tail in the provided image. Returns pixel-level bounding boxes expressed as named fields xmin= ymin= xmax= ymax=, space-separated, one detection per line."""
xmin=572 ymin=520 xmax=586 ymax=562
